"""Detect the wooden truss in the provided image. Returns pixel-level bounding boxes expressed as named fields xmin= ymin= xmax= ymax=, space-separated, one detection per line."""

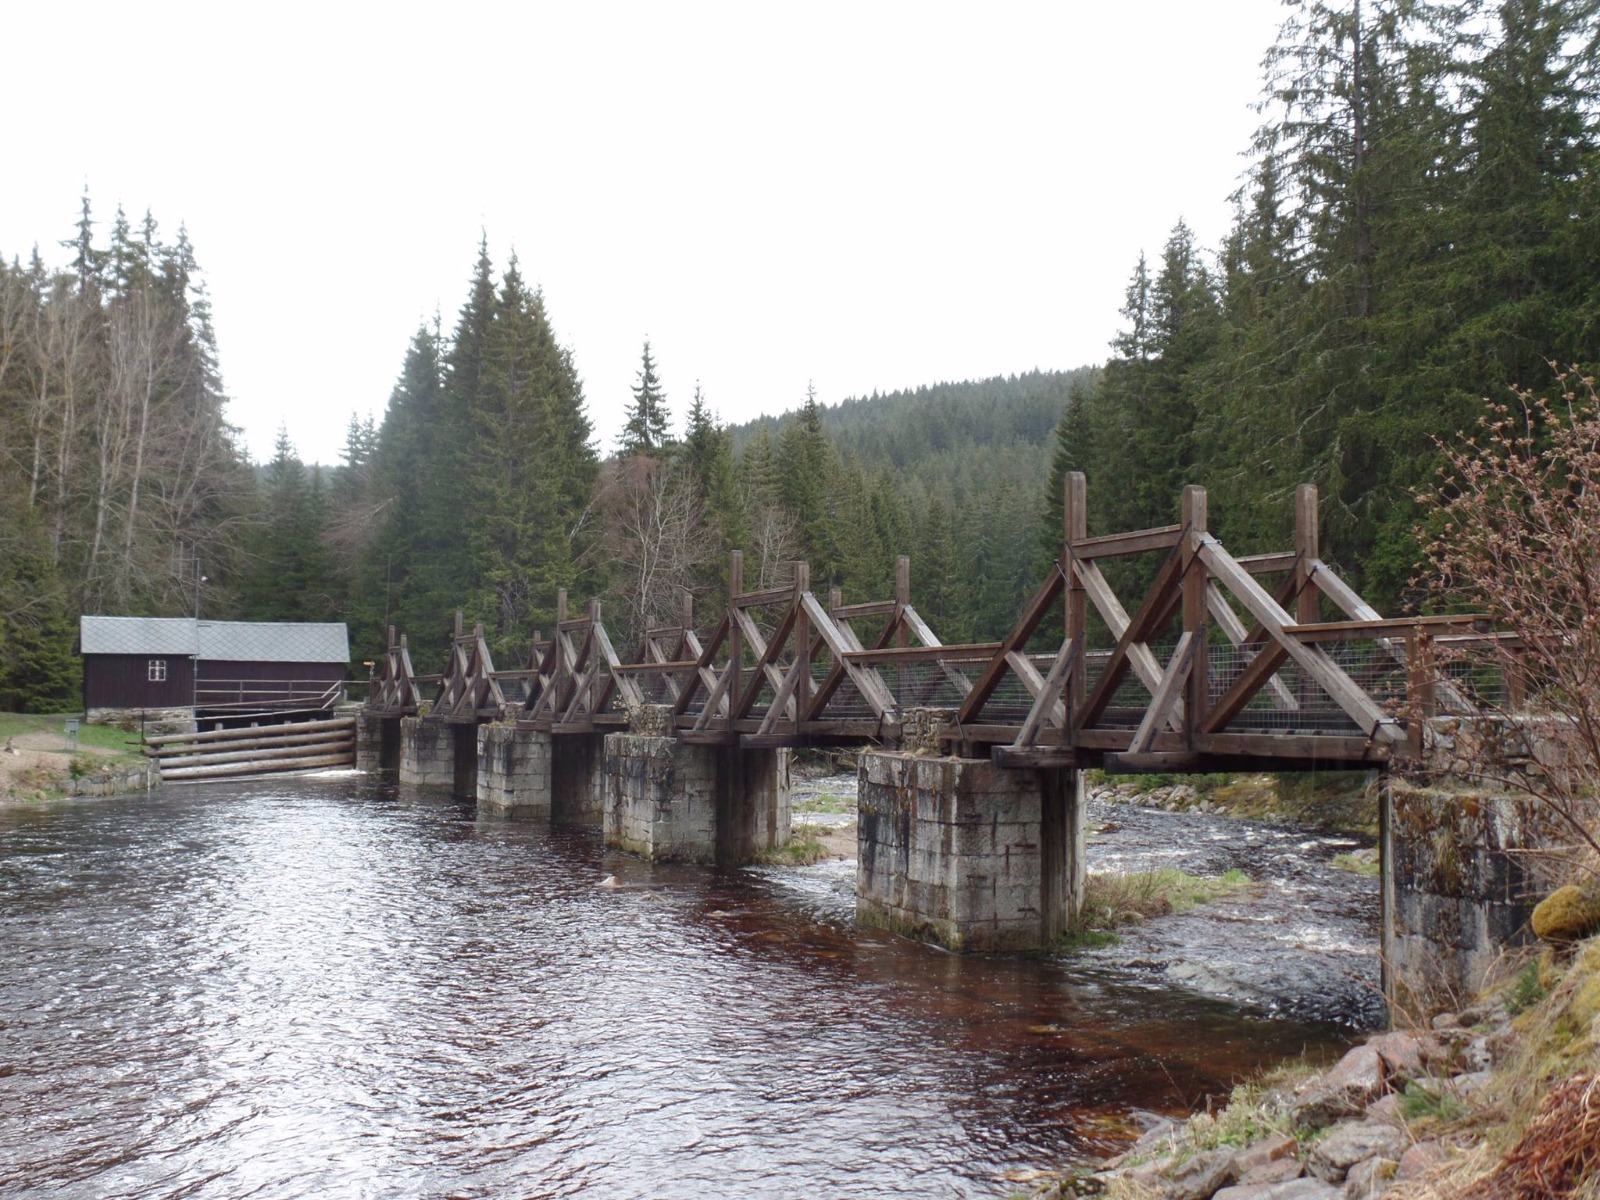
xmin=368 ymin=477 xmax=1505 ymax=772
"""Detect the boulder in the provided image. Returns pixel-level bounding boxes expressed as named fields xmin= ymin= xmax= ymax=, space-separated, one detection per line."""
xmin=1291 ymin=1046 xmax=1386 ymax=1126
xmin=1531 ymin=884 xmax=1600 ymax=944
xmin=1165 ymin=1148 xmax=1239 ymax=1200
xmin=1308 ymin=1122 xmax=1408 ymax=1183
xmin=1395 ymin=1140 xmax=1450 ymax=1180
xmin=1365 ymin=1031 xmax=1433 ymax=1082
xmin=1341 ymin=1155 xmax=1398 ymax=1198
xmin=1234 ymin=1133 xmax=1299 ymax=1177
xmin=1214 ymin=1180 xmax=1339 ymax=1200
xmin=1238 ymin=1158 xmax=1304 ymax=1187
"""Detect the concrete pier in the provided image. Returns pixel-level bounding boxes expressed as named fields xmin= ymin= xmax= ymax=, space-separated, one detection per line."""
xmin=476 ymin=725 xmax=552 ymax=818
xmin=355 ymin=712 xmax=382 ymax=772
xmin=856 ymin=750 xmax=1084 ymax=952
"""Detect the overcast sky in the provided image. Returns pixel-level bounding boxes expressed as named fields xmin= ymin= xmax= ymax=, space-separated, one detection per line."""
xmin=5 ymin=1 xmax=1287 ymax=465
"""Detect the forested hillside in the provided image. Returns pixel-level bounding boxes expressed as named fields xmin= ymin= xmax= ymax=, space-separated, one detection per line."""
xmin=1048 ymin=0 xmax=1600 ymax=611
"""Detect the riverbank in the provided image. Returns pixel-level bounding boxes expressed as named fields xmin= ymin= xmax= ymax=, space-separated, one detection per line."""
xmin=1027 ymin=927 xmax=1600 ymax=1200
xmin=0 ymin=712 xmax=148 ymax=803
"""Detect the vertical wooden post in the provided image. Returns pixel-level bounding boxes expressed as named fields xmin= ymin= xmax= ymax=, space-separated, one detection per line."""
xmin=1182 ymin=485 xmax=1209 ymax=745
xmin=829 ymin=585 xmax=842 ymax=612
xmin=1405 ymin=628 xmax=1436 ymax=757
xmin=454 ymin=610 xmax=464 ymax=640
xmin=728 ymin=550 xmax=744 ymax=719
xmin=1064 ymin=473 xmax=1087 ymax=733
xmin=682 ymin=589 xmax=694 ymax=631
xmin=1295 ymin=484 xmax=1320 ymax=710
xmin=1295 ymin=483 xmax=1320 ymax=624
xmin=387 ymin=624 xmax=396 ymax=650
xmin=794 ymin=560 xmax=812 ymax=722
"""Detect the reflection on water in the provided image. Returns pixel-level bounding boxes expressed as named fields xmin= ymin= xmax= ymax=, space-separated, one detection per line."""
xmin=0 ymin=780 xmax=1360 ymax=1198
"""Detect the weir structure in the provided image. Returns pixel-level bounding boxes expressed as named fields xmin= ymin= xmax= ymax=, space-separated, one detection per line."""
xmin=360 ymin=476 xmax=1528 ymax=1003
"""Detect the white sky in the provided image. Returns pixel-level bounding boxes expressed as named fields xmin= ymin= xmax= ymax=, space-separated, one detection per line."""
xmin=4 ymin=1 xmax=1287 ymax=465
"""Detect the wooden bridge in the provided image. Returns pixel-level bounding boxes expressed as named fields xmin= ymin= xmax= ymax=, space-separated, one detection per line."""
xmin=366 ymin=477 xmax=1506 ymax=774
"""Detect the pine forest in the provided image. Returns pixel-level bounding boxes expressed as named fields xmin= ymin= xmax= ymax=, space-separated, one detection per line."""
xmin=2 ymin=0 xmax=1597 ymax=710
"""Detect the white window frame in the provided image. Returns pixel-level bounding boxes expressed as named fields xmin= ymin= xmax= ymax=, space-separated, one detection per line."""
xmin=147 ymin=659 xmax=167 ymax=683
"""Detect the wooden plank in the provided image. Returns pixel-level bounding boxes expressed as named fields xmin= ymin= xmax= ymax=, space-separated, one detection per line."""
xmin=1004 ymin=650 xmax=1067 ymax=726
xmin=991 ymin=746 xmax=1081 ymax=769
xmin=1237 ymin=551 xmax=1301 ymax=573
xmin=845 ymin=643 xmax=1001 ymax=664
xmin=1181 ymin=486 xmax=1209 ymax=739
xmin=1072 ymin=524 xmax=1184 ymax=559
xmin=1199 ymin=539 xmax=1402 ymax=743
xmin=732 ymin=585 xmax=794 ymax=608
xmin=161 ymin=751 xmax=354 ymax=781
xmin=1194 ymin=731 xmax=1389 ymax=761
xmin=831 ymin=600 xmax=898 ymax=619
xmin=1286 ymin=615 xmax=1494 ymax=642
xmin=1130 ymin=631 xmax=1195 ymax=754
xmin=155 ymin=737 xmax=354 ymax=769
xmin=613 ymin=660 xmax=700 ymax=674
xmin=144 ymin=716 xmax=354 ymax=747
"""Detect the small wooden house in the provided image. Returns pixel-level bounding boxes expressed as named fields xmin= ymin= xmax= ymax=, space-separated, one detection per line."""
xmin=80 ymin=617 xmax=350 ymax=718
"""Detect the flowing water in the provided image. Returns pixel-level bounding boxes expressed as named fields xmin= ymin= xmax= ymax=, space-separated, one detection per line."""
xmin=0 ymin=776 xmax=1376 ymax=1199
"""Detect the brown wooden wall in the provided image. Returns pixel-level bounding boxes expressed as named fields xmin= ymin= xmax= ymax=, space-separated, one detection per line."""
xmin=83 ymin=654 xmax=196 ymax=710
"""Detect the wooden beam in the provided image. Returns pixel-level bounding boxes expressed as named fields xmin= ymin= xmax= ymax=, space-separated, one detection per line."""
xmin=1074 ymin=550 xmax=1185 ymax=730
xmin=1207 ymin=581 xmax=1297 ymax=711
xmin=1071 ymin=524 xmax=1184 ymax=559
xmin=1011 ymin=637 xmax=1081 ymax=749
xmin=1181 ymin=486 xmax=1209 ymax=741
xmin=1131 ymin=631 xmax=1195 ymax=754
xmin=1064 ymin=472 xmax=1088 ymax=723
xmin=955 ymin=564 xmax=1066 ymax=726
xmin=1199 ymin=539 xmax=1402 ymax=743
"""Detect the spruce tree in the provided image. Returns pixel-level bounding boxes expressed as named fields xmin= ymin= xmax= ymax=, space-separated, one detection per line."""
xmin=619 ymin=339 xmax=670 ymax=456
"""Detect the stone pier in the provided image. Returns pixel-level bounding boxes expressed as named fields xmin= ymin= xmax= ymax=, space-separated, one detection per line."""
xmin=856 ymin=750 xmax=1084 ymax=952
xmin=476 ymin=725 xmax=552 ymax=818
xmin=356 ymin=712 xmax=383 ymax=772
xmin=1382 ymin=775 xmax=1538 ymax=1011
xmin=398 ymin=716 xmax=455 ymax=789
xmin=603 ymin=707 xmax=790 ymax=864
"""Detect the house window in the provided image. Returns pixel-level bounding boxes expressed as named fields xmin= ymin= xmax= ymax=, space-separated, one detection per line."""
xmin=147 ymin=659 xmax=167 ymax=683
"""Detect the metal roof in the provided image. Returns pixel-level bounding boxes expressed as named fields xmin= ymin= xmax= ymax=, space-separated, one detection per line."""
xmin=80 ymin=617 xmax=349 ymax=663
xmin=198 ymin=621 xmax=350 ymax=663
xmin=79 ymin=616 xmax=198 ymax=656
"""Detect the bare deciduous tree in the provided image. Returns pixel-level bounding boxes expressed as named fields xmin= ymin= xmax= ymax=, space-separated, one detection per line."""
xmin=1420 ymin=367 xmax=1600 ymax=879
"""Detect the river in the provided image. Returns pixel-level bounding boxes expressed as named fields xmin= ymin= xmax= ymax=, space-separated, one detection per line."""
xmin=0 ymin=775 xmax=1376 ymax=1198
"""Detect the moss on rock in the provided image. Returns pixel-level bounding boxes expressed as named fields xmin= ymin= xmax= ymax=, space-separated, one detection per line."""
xmin=1532 ymin=885 xmax=1600 ymax=944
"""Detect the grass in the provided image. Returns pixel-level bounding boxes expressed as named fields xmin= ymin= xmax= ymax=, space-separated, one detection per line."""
xmin=792 ymin=791 xmax=853 ymax=814
xmin=0 ymin=712 xmax=144 ymax=759
xmin=1330 ymin=851 xmax=1381 ymax=876
xmin=756 ymin=823 xmax=831 ymax=866
xmin=1067 ymin=867 xmax=1255 ymax=938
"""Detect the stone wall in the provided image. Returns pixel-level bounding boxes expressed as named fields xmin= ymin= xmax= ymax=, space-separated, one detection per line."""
xmin=399 ymin=716 xmax=455 ymax=789
xmin=1382 ymin=776 xmax=1538 ymax=1011
xmin=604 ymin=734 xmax=718 ymax=863
xmin=856 ymin=751 xmax=1083 ymax=952
xmin=86 ymin=707 xmax=196 ymax=738
xmin=717 ymin=747 xmax=790 ymax=861
xmin=476 ymin=725 xmax=552 ymax=818
xmin=68 ymin=761 xmax=161 ymax=797
xmin=355 ymin=712 xmax=383 ymax=772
